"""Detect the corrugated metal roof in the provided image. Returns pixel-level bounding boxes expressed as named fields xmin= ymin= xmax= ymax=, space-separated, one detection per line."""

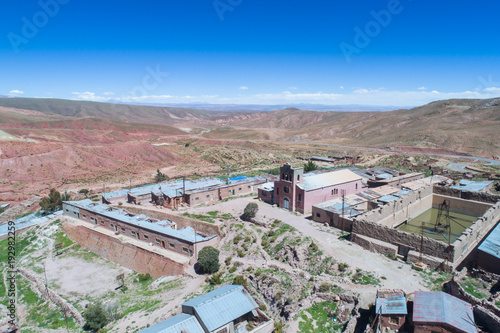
xmin=376 ymin=295 xmax=407 ymax=315
xmin=478 ymin=222 xmax=500 ymax=259
xmin=138 ymin=313 xmax=204 ymax=333
xmin=413 ymin=291 xmax=477 ymax=333
xmin=63 ymin=200 xmax=216 ymax=243
xmin=259 ymin=182 xmax=275 ymax=191
xmin=183 ymin=285 xmax=258 ymax=332
xmin=451 ymin=180 xmax=493 ymax=192
xmin=378 ymin=195 xmax=400 ymax=203
xmin=298 ymin=169 xmax=361 ymax=191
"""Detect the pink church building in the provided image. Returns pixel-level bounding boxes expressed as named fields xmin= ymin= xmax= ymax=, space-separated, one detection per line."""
xmin=259 ymin=163 xmax=363 ymax=214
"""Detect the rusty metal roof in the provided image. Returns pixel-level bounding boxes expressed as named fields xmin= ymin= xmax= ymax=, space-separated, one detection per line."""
xmin=413 ymin=291 xmax=476 ymax=333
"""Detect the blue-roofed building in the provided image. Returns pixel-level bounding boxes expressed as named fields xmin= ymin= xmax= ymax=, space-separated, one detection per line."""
xmin=477 ymin=222 xmax=500 ymax=274
xmin=413 ymin=291 xmax=477 ymax=333
xmin=375 ymin=290 xmax=407 ymax=333
xmin=62 ymin=199 xmax=218 ymax=261
xmin=451 ymin=180 xmax=493 ymax=193
xmin=139 ymin=314 xmax=204 ymax=333
xmin=140 ymin=285 xmax=274 ymax=333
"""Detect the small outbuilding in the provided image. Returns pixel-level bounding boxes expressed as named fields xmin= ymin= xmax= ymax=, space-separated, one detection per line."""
xmin=413 ymin=291 xmax=477 ymax=333
xmin=376 ymin=292 xmax=407 ymax=332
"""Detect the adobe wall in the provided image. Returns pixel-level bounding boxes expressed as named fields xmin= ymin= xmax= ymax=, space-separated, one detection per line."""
xmin=301 ymin=179 xmax=363 ymax=214
xmin=433 ymin=186 xmax=500 ymax=204
xmin=352 ymin=219 xmax=453 ymax=261
xmin=63 ymin=222 xmax=186 ymax=278
xmin=432 ymin=194 xmax=493 ymax=216
xmin=120 ymin=206 xmax=221 ymax=237
xmin=451 ymin=201 xmax=500 ymax=268
xmin=357 ymin=184 xmax=433 ymax=227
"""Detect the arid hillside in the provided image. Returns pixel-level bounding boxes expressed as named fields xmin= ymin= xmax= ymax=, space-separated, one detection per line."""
xmin=205 ymin=98 xmax=500 ymax=158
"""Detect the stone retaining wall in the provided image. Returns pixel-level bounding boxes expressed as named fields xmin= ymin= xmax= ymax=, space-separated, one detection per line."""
xmin=63 ymin=222 xmax=186 ymax=278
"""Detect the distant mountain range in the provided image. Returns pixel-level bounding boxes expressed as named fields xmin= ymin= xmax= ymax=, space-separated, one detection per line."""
xmin=0 ymin=96 xmax=499 ymax=157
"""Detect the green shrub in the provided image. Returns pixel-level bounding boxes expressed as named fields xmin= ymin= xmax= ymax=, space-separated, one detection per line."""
xmin=318 ymin=282 xmax=331 ymax=293
xmin=197 ymin=246 xmax=220 ymax=274
xmin=237 ymin=249 xmax=246 ymax=258
xmin=309 ymin=241 xmax=319 ymax=252
xmin=229 ymin=266 xmax=237 ymax=273
xmin=138 ymin=273 xmax=151 ymax=282
xmin=259 ymin=304 xmax=267 ymax=311
xmin=233 ymin=275 xmax=247 ymax=286
xmin=338 ymin=262 xmax=349 ymax=272
xmin=209 ymin=272 xmax=223 ymax=285
xmin=225 ymin=256 xmax=232 ymax=266
xmin=83 ymin=303 xmax=108 ymax=331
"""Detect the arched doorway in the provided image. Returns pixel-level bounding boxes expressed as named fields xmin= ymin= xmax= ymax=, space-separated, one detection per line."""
xmin=283 ymin=198 xmax=290 ymax=210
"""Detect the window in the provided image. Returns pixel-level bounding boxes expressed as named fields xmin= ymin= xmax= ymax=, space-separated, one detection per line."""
xmin=284 ymin=186 xmax=289 ymax=193
xmin=65 ymin=209 xmax=69 ymax=212
xmin=182 ymin=247 xmax=189 ymax=253
xmin=297 ymin=175 xmax=300 ymax=181
xmin=131 ymin=231 xmax=136 ymax=236
xmin=110 ymin=224 xmax=114 ymax=228
xmin=206 ymin=195 xmax=209 ymax=198
xmin=121 ymin=227 xmax=125 ymax=232
xmin=156 ymin=239 xmax=161 ymax=244
xmin=100 ymin=221 xmax=104 ymax=225
xmin=262 ymin=190 xmax=267 ymax=196
xmin=390 ymin=317 xmax=398 ymax=325
xmin=316 ymin=212 xmax=320 ymax=218
xmin=82 ymin=215 xmax=86 ymax=219
xmin=189 ymin=249 xmax=193 ymax=256
xmin=195 ymin=197 xmax=199 ymax=201
xmin=144 ymin=235 xmax=149 ymax=239
xmin=332 ymin=188 xmax=338 ymax=195
xmin=239 ymin=187 xmax=242 ymax=191
xmin=169 ymin=243 xmax=175 ymax=248
xmin=276 ymin=188 xmax=279 ymax=195
xmin=298 ymin=194 xmax=302 ymax=202
xmin=355 ymin=183 xmax=358 ymax=189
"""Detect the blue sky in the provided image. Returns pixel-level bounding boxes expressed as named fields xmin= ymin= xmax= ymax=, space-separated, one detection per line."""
xmin=1 ymin=0 xmax=500 ymax=107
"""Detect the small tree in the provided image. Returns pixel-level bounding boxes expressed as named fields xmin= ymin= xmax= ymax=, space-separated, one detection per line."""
xmin=155 ymin=169 xmax=168 ymax=183
xmin=197 ymin=246 xmax=220 ymax=274
xmin=83 ymin=303 xmax=108 ymax=332
xmin=40 ymin=188 xmax=68 ymax=212
xmin=303 ymin=160 xmax=319 ymax=172
xmin=243 ymin=203 xmax=258 ymax=220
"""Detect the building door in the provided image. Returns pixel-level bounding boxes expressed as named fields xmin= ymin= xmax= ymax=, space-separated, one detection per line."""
xmin=283 ymin=198 xmax=290 ymax=210
xmin=161 ymin=240 xmax=165 ymax=248
xmin=232 ymin=189 xmax=235 ymax=195
xmin=114 ymin=225 xmax=117 ymax=232
xmin=211 ymin=194 xmax=214 ymax=200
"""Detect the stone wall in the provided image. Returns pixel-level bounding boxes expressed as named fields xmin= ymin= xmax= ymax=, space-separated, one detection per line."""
xmin=432 ymin=194 xmax=493 ymax=216
xmin=357 ymin=184 xmax=433 ymax=227
xmin=352 ymin=219 xmax=453 ymax=261
xmin=63 ymin=222 xmax=186 ymax=278
xmin=433 ymin=186 xmax=500 ymax=204
xmin=121 ymin=206 xmax=221 ymax=237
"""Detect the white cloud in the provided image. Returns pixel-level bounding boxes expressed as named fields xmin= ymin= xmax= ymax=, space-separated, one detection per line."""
xmin=340 ymin=86 xmax=344 ymax=90
xmin=9 ymin=89 xmax=24 ymax=94
xmin=483 ymin=87 xmax=500 ymax=93
xmin=289 ymin=86 xmax=299 ymax=90
xmin=239 ymin=86 xmax=248 ymax=90
xmin=418 ymin=87 xmax=427 ymax=90
xmin=103 ymin=92 xmax=114 ymax=95
xmin=66 ymin=87 xmax=500 ymax=107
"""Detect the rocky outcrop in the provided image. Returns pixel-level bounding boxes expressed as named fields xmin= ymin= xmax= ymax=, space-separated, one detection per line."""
xmin=18 ymin=268 xmax=84 ymax=325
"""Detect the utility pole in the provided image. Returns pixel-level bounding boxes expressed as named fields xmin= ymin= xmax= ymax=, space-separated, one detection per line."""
xmin=419 ymin=222 xmax=425 ymax=264
xmin=341 ymin=189 xmax=346 ymax=234
xmin=43 ymin=263 xmax=50 ymax=300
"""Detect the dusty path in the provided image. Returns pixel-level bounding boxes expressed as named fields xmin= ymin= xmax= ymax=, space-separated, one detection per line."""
xmin=176 ymin=197 xmax=430 ymax=306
